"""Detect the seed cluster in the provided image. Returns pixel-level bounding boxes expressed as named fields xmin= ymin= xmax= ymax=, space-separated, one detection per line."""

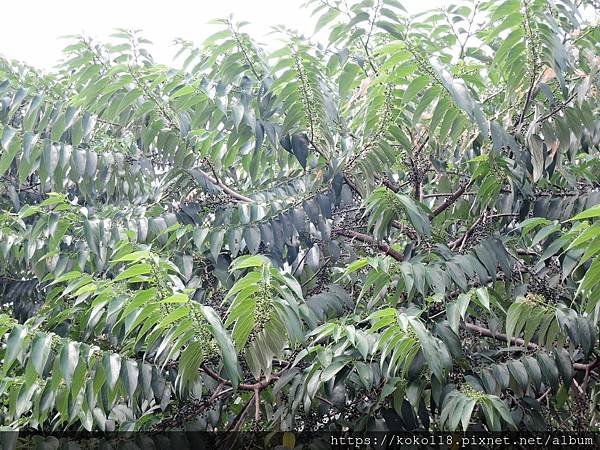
xmin=185 ymin=188 xmax=231 ymax=218
xmin=353 ymin=83 xmax=394 ymax=167
xmin=293 ymin=48 xmax=318 ymax=142
xmin=406 ymin=151 xmax=429 ymax=189
xmin=449 ymin=371 xmax=465 ymax=385
xmin=201 ymin=289 xmax=227 ymax=319
xmin=159 ymin=300 xmax=176 ymax=317
xmin=232 ymin=30 xmax=263 ymax=80
xmin=404 ymin=40 xmax=441 ymax=84
xmin=523 ymin=292 xmax=546 ymax=306
xmin=540 ymin=389 xmax=590 ymax=431
xmin=294 ymin=384 xmax=385 ymax=431
xmin=333 ymin=207 xmax=366 ymax=231
xmin=50 ymin=335 xmax=63 ymax=352
xmin=406 ymin=327 xmax=418 ymax=342
xmin=151 ymin=397 xmax=216 ymax=431
xmin=247 ymin=282 xmax=274 ymax=344
xmin=418 ymin=237 xmax=435 ymax=254
xmin=193 ymin=255 xmax=220 ymax=292
xmin=150 ymin=260 xmax=171 ymax=299
xmin=463 ymin=217 xmax=495 ymax=250
xmin=528 ymin=275 xmax=563 ymax=303
xmin=572 ymin=390 xmax=590 ymax=430
xmin=521 ymin=1 xmax=542 ymax=78
xmin=310 ymin=270 xmax=331 ymax=296
xmin=460 ymin=384 xmax=485 ymax=402
xmin=384 ymin=188 xmax=406 ymax=219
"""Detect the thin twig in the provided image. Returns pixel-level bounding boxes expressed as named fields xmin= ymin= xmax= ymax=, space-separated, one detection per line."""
xmin=302 ymin=256 xmax=332 ymax=288
xmin=463 ymin=322 xmax=599 ymax=372
xmin=430 ymin=178 xmax=474 ymax=219
xmin=335 ymin=229 xmax=403 ymax=261
xmin=254 ymin=387 xmax=261 ymax=423
xmin=424 ymin=191 xmax=476 ymax=199
xmin=200 ymin=363 xmax=284 ymax=391
xmin=226 ymin=392 xmax=255 ymax=432
xmin=535 ymin=92 xmax=577 ymax=124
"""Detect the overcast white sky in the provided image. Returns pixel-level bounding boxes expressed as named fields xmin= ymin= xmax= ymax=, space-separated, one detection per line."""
xmin=0 ymin=0 xmax=438 ymax=70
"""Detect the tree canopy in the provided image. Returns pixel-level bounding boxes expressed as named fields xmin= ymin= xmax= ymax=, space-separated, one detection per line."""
xmin=0 ymin=0 xmax=599 ymax=435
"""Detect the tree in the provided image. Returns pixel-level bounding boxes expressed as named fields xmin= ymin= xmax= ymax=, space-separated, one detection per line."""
xmin=0 ymin=0 xmax=599 ymax=434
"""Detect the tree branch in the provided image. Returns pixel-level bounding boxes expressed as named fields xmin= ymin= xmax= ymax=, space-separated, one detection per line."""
xmin=430 ymin=178 xmax=474 ymax=218
xmin=335 ymin=229 xmax=403 ymax=261
xmin=226 ymin=392 xmax=256 ymax=432
xmin=535 ymin=92 xmax=577 ymax=124
xmin=254 ymin=387 xmax=261 ymax=424
xmin=424 ymin=191 xmax=476 ymax=199
xmin=462 ymin=322 xmax=599 ymax=371
xmin=515 ymin=73 xmax=540 ymax=130
xmin=193 ymin=167 xmax=253 ymax=203
xmin=449 ymin=212 xmax=518 ymax=250
xmin=200 ymin=363 xmax=282 ymax=391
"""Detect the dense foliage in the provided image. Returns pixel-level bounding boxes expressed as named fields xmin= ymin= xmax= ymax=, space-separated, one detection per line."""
xmin=0 ymin=0 xmax=599 ymax=434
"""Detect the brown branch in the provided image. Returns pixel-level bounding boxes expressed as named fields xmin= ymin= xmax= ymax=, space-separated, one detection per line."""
xmin=537 ymin=388 xmax=551 ymax=402
xmin=126 ymin=63 xmax=251 ymax=204
xmin=254 ymin=387 xmax=261 ymax=424
xmin=302 ymin=256 xmax=332 ymax=288
xmin=226 ymin=392 xmax=256 ymax=432
xmin=462 ymin=322 xmax=599 ymax=372
xmin=193 ymin=167 xmax=253 ymax=203
xmin=362 ymin=0 xmax=381 ymax=75
xmin=291 ymin=249 xmax=312 ymax=276
xmin=463 ymin=322 xmax=538 ymax=350
xmin=535 ymin=92 xmax=577 ymax=124
xmin=200 ymin=363 xmax=282 ymax=391
xmin=449 ymin=212 xmax=517 ymax=250
xmin=391 ymin=220 xmax=418 ymax=240
xmin=430 ymin=178 xmax=474 ymax=219
xmin=211 ymin=386 xmax=234 ymax=402
xmin=209 ymin=382 xmax=227 ymax=401
xmin=414 ymin=178 xmax=423 ymax=202
xmin=229 ymin=23 xmax=261 ymax=80
xmin=515 ymin=72 xmax=541 ymax=130
xmin=516 ymin=248 xmax=538 ymax=256
xmin=343 ymin=173 xmax=362 ymax=198
xmin=310 ymin=137 xmax=362 ymax=199
xmin=424 ymin=191 xmax=476 ymax=199
xmin=335 ymin=229 xmax=403 ymax=261
xmin=381 ymin=178 xmax=400 ymax=192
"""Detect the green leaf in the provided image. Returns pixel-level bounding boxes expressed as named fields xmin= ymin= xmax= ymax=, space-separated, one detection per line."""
xmin=201 ymin=305 xmax=241 ymax=389
xmin=0 ymin=133 xmax=19 ymax=176
xmin=0 ymin=126 xmax=17 ymax=150
xmin=460 ymin=397 xmax=476 ymax=431
xmin=178 ymin=340 xmax=204 ymax=388
xmin=112 ymin=250 xmax=151 ymax=263
xmin=507 ymin=360 xmax=529 ymax=391
xmin=321 ymin=360 xmax=347 ymax=382
xmin=113 ymin=263 xmax=152 ymax=281
xmin=570 ymin=204 xmax=600 ymax=221
xmin=410 ymin=318 xmax=449 ymax=382
xmin=553 ymin=347 xmax=574 ymax=388
xmin=3 ymin=325 xmax=28 ymax=372
xmin=210 ymin=229 xmax=225 ymax=260
xmin=230 ymin=255 xmax=269 ymax=271
xmin=59 ymin=341 xmax=80 ymax=386
xmin=537 ymin=352 xmax=559 ymax=392
xmin=29 ymin=333 xmax=52 ymax=377
xmin=103 ymin=353 xmax=122 ymax=391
